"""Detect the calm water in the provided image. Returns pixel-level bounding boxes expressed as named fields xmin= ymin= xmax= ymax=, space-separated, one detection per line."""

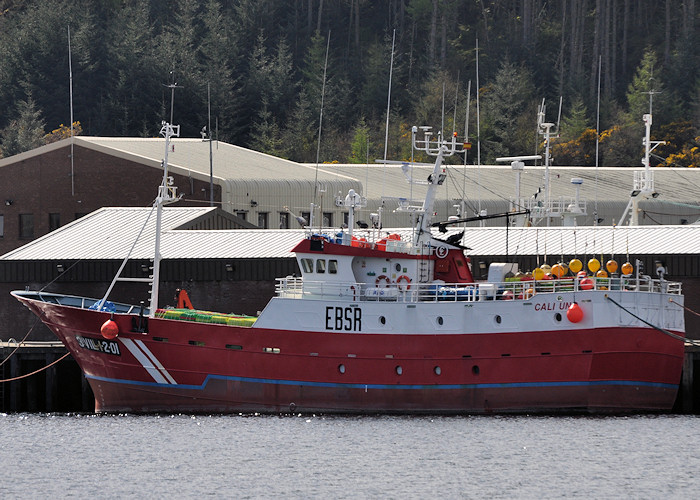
xmin=1 ymin=413 xmax=698 ymax=499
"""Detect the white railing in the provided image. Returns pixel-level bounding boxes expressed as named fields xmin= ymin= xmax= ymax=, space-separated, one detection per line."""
xmin=275 ymin=275 xmax=681 ymax=303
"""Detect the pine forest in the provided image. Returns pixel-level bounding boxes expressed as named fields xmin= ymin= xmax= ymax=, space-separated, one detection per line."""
xmin=1 ymin=0 xmax=700 ymax=168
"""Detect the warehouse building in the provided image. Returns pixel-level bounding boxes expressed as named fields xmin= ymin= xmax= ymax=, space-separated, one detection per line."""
xmin=1 ymin=135 xmax=700 ymax=257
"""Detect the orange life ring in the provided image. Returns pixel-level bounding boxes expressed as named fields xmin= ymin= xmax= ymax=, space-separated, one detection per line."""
xmin=396 ymin=275 xmax=412 ymax=292
xmin=375 ymin=275 xmax=391 ymax=287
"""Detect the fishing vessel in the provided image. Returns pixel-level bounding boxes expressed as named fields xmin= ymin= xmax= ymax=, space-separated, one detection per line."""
xmin=12 ymin=121 xmax=685 ymax=414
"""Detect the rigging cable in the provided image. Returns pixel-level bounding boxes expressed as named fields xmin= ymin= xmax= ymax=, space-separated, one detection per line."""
xmin=605 ymin=295 xmax=700 ymax=346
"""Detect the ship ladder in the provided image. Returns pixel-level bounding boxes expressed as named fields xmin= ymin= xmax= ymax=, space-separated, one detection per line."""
xmin=418 ymin=257 xmax=430 ymax=283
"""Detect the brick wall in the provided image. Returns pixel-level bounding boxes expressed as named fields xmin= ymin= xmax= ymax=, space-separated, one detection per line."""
xmin=0 ymin=144 xmax=219 ymax=255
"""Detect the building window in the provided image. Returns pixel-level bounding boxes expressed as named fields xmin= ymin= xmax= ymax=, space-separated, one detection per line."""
xmin=49 ymin=213 xmax=61 ymax=232
xmin=19 ymin=213 xmax=34 ymax=239
xmin=279 ymin=212 xmax=289 ymax=229
xmin=0 ymin=215 xmax=4 ymax=237
xmin=323 ymin=212 xmax=333 ymax=228
xmin=74 ymin=212 xmax=88 ymax=220
xmin=302 ymin=212 xmax=310 ymax=227
xmin=257 ymin=212 xmax=269 ymax=229
xmin=236 ymin=211 xmax=247 ymax=221
xmin=343 ymin=212 xmax=349 ymax=226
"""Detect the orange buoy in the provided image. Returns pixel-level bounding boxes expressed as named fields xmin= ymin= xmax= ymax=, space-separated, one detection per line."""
xmin=596 ymin=269 xmax=608 ymax=278
xmin=101 ymin=319 xmax=119 ymax=339
xmin=621 ymin=262 xmax=634 ymax=275
xmin=567 ymin=303 xmax=584 ymax=323
xmin=551 ymin=263 xmax=565 ymax=278
xmin=580 ymin=277 xmax=594 ymax=290
xmin=606 ymin=259 xmax=618 ymax=274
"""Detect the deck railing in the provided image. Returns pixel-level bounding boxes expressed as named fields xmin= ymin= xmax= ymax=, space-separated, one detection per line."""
xmin=275 ymin=275 xmax=682 ymax=303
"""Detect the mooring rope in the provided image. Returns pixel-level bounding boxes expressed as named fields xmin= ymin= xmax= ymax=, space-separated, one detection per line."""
xmin=669 ymin=298 xmax=700 ymax=319
xmin=0 ymin=352 xmax=71 ymax=383
xmin=605 ymin=295 xmax=700 ymax=346
xmin=0 ymin=315 xmax=43 ymax=368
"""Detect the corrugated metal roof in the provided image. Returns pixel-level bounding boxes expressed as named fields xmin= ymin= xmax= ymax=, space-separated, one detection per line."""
xmin=3 ymin=136 xmax=699 ymax=228
xmin=0 ymin=207 xmax=215 ymax=260
xmin=3 ymin=206 xmax=700 ymax=261
xmin=455 ymin=225 xmax=700 ymax=256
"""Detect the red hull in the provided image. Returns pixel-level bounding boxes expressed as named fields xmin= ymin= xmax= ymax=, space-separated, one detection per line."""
xmin=18 ymin=296 xmax=684 ymax=414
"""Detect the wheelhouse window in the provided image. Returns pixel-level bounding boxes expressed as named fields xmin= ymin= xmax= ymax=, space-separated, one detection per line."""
xmin=301 ymin=258 xmax=313 ymax=273
xmin=19 ymin=213 xmax=34 ymax=239
xmin=316 ymin=259 xmax=326 ymax=273
xmin=328 ymin=260 xmax=338 ymax=274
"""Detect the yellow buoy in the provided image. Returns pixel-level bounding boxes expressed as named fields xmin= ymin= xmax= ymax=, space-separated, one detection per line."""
xmin=569 ymin=258 xmax=583 ymax=274
xmin=596 ymin=269 xmax=608 ymax=278
xmin=588 ymin=258 xmax=601 ymax=273
xmin=606 ymin=259 xmax=618 ymax=274
xmin=533 ymin=267 xmax=545 ymax=280
xmin=621 ymin=262 xmax=634 ymax=275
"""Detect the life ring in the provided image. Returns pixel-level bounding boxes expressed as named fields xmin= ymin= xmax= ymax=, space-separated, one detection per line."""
xmin=396 ymin=275 xmax=412 ymax=292
xmin=375 ymin=275 xmax=391 ymax=287
xmin=435 ymin=245 xmax=448 ymax=259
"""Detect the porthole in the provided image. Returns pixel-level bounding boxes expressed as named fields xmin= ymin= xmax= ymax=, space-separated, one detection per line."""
xmin=395 ymin=263 xmax=402 ymax=272
xmin=379 ymin=316 xmax=386 ymax=325
xmin=472 ymin=365 xmax=480 ymax=375
xmin=437 ymin=316 xmax=444 ymax=326
xmin=396 ymin=365 xmax=403 ymax=375
xmin=434 ymin=366 xmax=441 ymax=375
xmin=554 ymin=313 xmax=562 ymax=322
xmin=338 ymin=364 xmax=346 ymax=374
xmin=495 ymin=315 xmax=502 ymax=324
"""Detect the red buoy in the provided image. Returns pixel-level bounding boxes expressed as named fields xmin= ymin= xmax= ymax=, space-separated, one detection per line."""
xmin=567 ymin=303 xmax=584 ymax=323
xmin=579 ymin=277 xmax=594 ymax=290
xmin=101 ymin=319 xmax=119 ymax=339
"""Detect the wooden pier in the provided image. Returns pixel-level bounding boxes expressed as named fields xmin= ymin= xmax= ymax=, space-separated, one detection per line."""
xmin=0 ymin=341 xmax=94 ymax=412
xmin=2 ymin=340 xmax=700 ymax=413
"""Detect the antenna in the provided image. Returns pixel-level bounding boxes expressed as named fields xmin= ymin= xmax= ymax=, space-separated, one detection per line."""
xmin=68 ymin=26 xmax=74 ymax=197
xmin=207 ymin=82 xmax=213 ymax=207
xmin=313 ymin=31 xmax=331 ymax=230
xmin=382 ymin=29 xmax=396 ymax=199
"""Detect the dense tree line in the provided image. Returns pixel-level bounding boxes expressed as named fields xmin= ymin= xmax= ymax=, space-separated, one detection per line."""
xmin=1 ymin=0 xmax=699 ymax=167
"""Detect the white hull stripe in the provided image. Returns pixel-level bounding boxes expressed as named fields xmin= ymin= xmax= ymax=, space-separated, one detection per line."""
xmin=133 ymin=339 xmax=177 ymax=384
xmin=119 ymin=338 xmax=176 ymax=385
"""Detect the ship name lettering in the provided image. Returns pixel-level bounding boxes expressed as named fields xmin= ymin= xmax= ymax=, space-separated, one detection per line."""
xmin=75 ymin=335 xmax=121 ymax=356
xmin=534 ymin=302 xmax=573 ymax=312
xmin=325 ymin=306 xmax=362 ymax=331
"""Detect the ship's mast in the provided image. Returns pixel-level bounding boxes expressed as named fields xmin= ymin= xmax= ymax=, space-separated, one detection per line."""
xmin=411 ymin=126 xmax=461 ymax=246
xmin=619 ymin=90 xmax=663 ymax=226
xmin=149 ymin=83 xmax=181 ymax=316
